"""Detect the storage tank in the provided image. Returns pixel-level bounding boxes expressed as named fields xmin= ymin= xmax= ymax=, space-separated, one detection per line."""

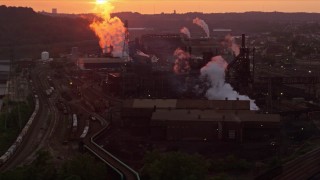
xmin=41 ymin=51 xmax=49 ymax=61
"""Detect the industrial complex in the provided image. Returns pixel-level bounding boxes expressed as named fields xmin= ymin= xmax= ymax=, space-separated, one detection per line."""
xmin=1 ymin=5 xmax=320 ymax=180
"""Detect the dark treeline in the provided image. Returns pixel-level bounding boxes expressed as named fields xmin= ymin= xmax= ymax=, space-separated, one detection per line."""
xmin=1 ymin=5 xmax=320 ymax=59
xmin=0 ymin=6 xmax=98 ymax=59
xmin=114 ymin=11 xmax=320 ymax=36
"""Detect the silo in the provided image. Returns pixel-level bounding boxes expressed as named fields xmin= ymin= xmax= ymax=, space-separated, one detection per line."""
xmin=41 ymin=51 xmax=49 ymax=61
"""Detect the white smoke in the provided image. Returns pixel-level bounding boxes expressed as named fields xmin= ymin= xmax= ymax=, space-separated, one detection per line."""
xmin=193 ymin=17 xmax=210 ymax=38
xmin=180 ymin=27 xmax=191 ymax=38
xmin=200 ymin=56 xmax=259 ymax=110
xmin=225 ymin=34 xmax=240 ymax=56
xmin=136 ymin=50 xmax=159 ymax=63
xmin=136 ymin=50 xmax=150 ymax=58
xmin=173 ymin=48 xmax=191 ymax=75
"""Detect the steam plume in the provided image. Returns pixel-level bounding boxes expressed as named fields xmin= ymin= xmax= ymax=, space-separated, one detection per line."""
xmin=193 ymin=17 xmax=210 ymax=38
xmin=225 ymin=34 xmax=240 ymax=56
xmin=200 ymin=56 xmax=259 ymax=110
xmin=90 ymin=1 xmax=127 ymax=57
xmin=136 ymin=50 xmax=150 ymax=58
xmin=180 ymin=27 xmax=191 ymax=38
xmin=173 ymin=48 xmax=191 ymax=75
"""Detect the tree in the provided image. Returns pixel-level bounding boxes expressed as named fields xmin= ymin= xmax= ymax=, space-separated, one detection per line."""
xmin=142 ymin=151 xmax=209 ymax=180
xmin=58 ymin=154 xmax=108 ymax=180
xmin=0 ymin=152 xmax=108 ymax=180
xmin=0 ymin=150 xmax=56 ymax=180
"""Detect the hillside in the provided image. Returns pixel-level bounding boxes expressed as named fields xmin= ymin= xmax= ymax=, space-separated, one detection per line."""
xmin=0 ymin=6 xmax=98 ymax=58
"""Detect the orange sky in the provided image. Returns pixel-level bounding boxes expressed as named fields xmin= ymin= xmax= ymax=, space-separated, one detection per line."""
xmin=0 ymin=0 xmax=319 ymax=14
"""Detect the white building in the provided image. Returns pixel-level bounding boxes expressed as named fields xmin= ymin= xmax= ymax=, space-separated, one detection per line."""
xmin=41 ymin=51 xmax=50 ymax=61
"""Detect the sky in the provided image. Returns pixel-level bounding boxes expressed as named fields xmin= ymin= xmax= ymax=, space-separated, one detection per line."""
xmin=0 ymin=0 xmax=320 ymax=14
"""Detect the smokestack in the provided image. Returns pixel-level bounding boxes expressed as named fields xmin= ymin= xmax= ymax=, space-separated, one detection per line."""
xmin=242 ymin=34 xmax=246 ymax=48
xmin=124 ymin=20 xmax=128 ymax=28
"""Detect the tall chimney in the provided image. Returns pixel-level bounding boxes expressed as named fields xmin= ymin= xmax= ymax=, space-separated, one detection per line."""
xmin=124 ymin=20 xmax=128 ymax=28
xmin=242 ymin=34 xmax=246 ymax=48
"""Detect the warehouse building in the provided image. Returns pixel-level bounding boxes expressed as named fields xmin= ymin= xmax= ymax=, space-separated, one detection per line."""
xmin=151 ymin=109 xmax=279 ymax=142
xmin=120 ymin=99 xmax=280 ymax=142
xmin=77 ymin=57 xmax=126 ymax=70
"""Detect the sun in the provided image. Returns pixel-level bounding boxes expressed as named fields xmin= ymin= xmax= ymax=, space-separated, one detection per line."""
xmin=96 ymin=0 xmax=108 ymax=5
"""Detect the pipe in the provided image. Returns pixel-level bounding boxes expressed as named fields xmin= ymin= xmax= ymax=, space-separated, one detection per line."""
xmin=242 ymin=34 xmax=246 ymax=48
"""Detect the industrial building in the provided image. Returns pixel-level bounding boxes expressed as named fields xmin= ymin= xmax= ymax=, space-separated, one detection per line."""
xmin=181 ymin=37 xmax=220 ymax=57
xmin=0 ymin=60 xmax=10 ymax=110
xmin=105 ymin=70 xmax=175 ymax=98
xmin=77 ymin=57 xmax=126 ymax=70
xmin=120 ymin=99 xmax=280 ymax=143
xmin=151 ymin=109 xmax=279 ymax=142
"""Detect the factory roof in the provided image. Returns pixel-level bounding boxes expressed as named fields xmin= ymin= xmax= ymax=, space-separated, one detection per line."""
xmin=151 ymin=109 xmax=280 ymax=123
xmin=123 ymin=99 xmax=251 ymax=110
xmin=176 ymin=99 xmax=250 ymax=110
xmin=239 ymin=114 xmax=281 ymax=122
xmin=0 ymin=60 xmax=10 ymax=64
xmin=0 ymin=65 xmax=10 ymax=72
xmin=132 ymin=99 xmax=177 ymax=108
xmin=212 ymin=29 xmax=232 ymax=32
xmin=152 ymin=109 xmax=230 ymax=122
xmin=78 ymin=57 xmax=126 ymax=64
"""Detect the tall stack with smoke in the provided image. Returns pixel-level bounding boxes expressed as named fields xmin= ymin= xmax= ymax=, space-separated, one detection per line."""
xmin=90 ymin=1 xmax=127 ymax=57
xmin=193 ymin=17 xmax=210 ymax=38
xmin=200 ymin=56 xmax=258 ymax=110
xmin=180 ymin=27 xmax=191 ymax=39
xmin=225 ymin=34 xmax=240 ymax=56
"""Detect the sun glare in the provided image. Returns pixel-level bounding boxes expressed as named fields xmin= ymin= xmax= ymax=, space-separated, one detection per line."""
xmin=96 ymin=0 xmax=108 ymax=5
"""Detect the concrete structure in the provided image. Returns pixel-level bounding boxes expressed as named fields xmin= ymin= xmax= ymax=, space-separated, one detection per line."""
xmin=41 ymin=51 xmax=50 ymax=61
xmin=105 ymin=70 xmax=173 ymax=98
xmin=123 ymin=99 xmax=251 ymax=110
xmin=182 ymin=37 xmax=219 ymax=56
xmin=52 ymin=8 xmax=57 ymax=14
xmin=71 ymin=47 xmax=79 ymax=60
xmin=0 ymin=60 xmax=10 ymax=84
xmin=0 ymin=60 xmax=10 ymax=110
xmin=212 ymin=29 xmax=232 ymax=37
xmin=151 ymin=109 xmax=279 ymax=142
xmin=121 ymin=99 xmax=280 ymax=143
xmin=77 ymin=57 xmax=126 ymax=70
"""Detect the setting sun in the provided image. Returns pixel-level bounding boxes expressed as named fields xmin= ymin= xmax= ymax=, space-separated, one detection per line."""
xmin=96 ymin=0 xmax=108 ymax=5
